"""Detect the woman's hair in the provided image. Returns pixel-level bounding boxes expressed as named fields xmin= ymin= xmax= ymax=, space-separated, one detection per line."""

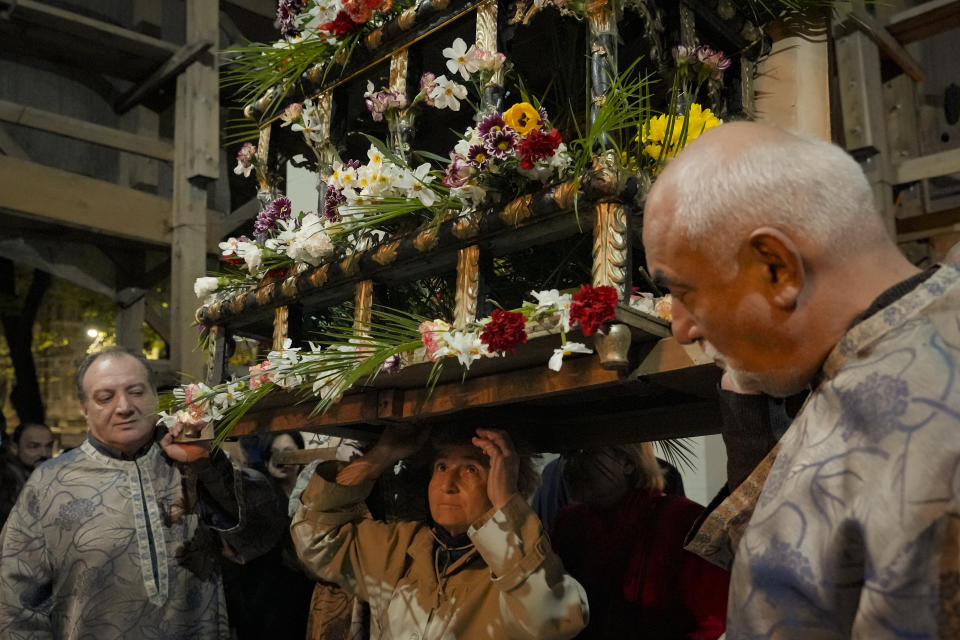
xmin=429 ymin=424 xmax=541 ymax=499
xmin=258 ymin=431 xmax=305 ymax=464
xmin=564 ymin=442 xmax=665 ymax=492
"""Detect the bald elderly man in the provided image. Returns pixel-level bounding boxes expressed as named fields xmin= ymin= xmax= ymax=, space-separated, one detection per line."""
xmin=643 ymin=122 xmax=960 ymax=638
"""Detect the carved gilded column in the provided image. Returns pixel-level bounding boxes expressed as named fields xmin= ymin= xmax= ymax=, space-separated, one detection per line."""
xmin=353 ymin=279 xmax=375 ymax=335
xmin=592 ymin=197 xmax=631 ymax=370
xmin=273 ymin=305 xmax=290 ymax=350
xmin=205 ymin=324 xmax=228 ymax=386
xmin=588 ymin=0 xmax=618 ymax=142
xmin=387 ymin=50 xmax=412 ymax=158
xmin=453 ymin=246 xmax=481 ymax=329
xmin=476 ymin=0 xmax=504 ymax=113
xmin=255 ymin=124 xmax=277 ymax=210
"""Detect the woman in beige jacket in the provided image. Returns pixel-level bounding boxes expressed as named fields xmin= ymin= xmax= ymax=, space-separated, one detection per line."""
xmin=291 ymin=425 xmax=589 ymax=639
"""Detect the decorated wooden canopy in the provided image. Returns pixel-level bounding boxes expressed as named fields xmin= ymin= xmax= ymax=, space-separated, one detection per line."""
xmin=164 ymin=0 xmax=829 ymax=449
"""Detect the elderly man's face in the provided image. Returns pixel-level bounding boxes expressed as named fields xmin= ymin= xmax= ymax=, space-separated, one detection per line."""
xmin=14 ymin=425 xmax=54 ymax=471
xmin=645 ymin=210 xmax=811 ymax=397
xmin=81 ymin=354 xmax=158 ymax=455
xmin=428 ymin=443 xmax=493 ymax=536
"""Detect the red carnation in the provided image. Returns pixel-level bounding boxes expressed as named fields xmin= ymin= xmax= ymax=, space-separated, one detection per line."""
xmin=480 ymin=309 xmax=528 ymax=354
xmin=318 ymin=10 xmax=358 ymax=36
xmin=570 ymin=284 xmax=618 ymax=336
xmin=518 ymin=128 xmax=562 ymax=170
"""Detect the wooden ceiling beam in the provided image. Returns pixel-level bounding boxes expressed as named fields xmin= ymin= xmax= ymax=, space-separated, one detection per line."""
xmin=0 ymin=156 xmax=226 ymax=250
xmin=886 ymin=0 xmax=960 ymax=45
xmin=115 ymin=40 xmax=214 ymax=114
xmin=0 ymin=0 xmax=179 ymax=61
xmin=0 ymin=99 xmax=174 ymax=162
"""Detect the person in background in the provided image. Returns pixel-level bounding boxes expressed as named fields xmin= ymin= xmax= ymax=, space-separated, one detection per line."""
xmin=644 ymin=121 xmax=960 ymax=637
xmin=0 ymin=413 xmax=23 ymax=532
xmin=552 ymin=443 xmax=728 ymax=639
xmin=0 ymin=346 xmax=284 ymax=639
xmin=292 ymin=423 xmax=589 ymax=639
xmin=9 ymin=422 xmax=54 ymax=477
xmin=224 ymin=430 xmax=315 ymax=640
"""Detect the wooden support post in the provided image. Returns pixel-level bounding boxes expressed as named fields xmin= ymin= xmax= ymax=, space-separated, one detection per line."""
xmin=120 ymin=0 xmax=162 ymax=200
xmin=834 ymin=28 xmax=896 ymax=235
xmin=454 ymin=246 xmax=481 ymax=329
xmin=171 ymin=0 xmax=218 ymax=379
xmin=116 ymin=290 xmax=146 ymax=351
xmin=753 ymin=17 xmax=831 ymax=141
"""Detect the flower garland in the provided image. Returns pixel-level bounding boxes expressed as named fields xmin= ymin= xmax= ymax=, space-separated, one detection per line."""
xmin=164 ymin=284 xmax=672 ymax=441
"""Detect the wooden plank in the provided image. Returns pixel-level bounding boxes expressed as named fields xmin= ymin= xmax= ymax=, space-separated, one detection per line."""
xmin=846 ymin=11 xmax=926 ymax=82
xmin=0 ymin=99 xmax=174 ymax=162
xmin=0 ymin=0 xmax=179 ymax=61
xmin=400 ymin=355 xmax=625 ymax=419
xmin=0 ymin=155 xmax=171 ymax=244
xmin=895 ymin=206 xmax=960 ymax=235
xmin=896 ymin=148 xmax=960 ymax=184
xmin=0 ymin=124 xmax=28 ymax=159
xmin=115 ymin=40 xmax=214 ymax=114
xmin=0 ymin=156 xmax=228 ymax=250
xmin=887 ymin=0 xmax=960 ymax=44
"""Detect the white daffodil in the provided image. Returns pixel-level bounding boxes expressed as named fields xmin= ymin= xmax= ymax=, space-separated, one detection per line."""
xmin=439 ymin=330 xmax=486 ymax=369
xmin=309 ymin=0 xmax=340 ymax=23
xmin=213 ymin=381 xmax=244 ymax=413
xmin=219 ymin=237 xmax=243 ymax=256
xmin=532 ymin=288 xmax=573 ymax=331
xmin=267 ymin=338 xmax=303 ymax=388
xmin=397 ymin=163 xmax=438 ymax=207
xmin=429 ymin=75 xmax=468 ymax=111
xmin=366 ymin=144 xmax=385 ymax=168
xmin=450 ymin=184 xmax=487 ymax=209
xmin=548 ymin=342 xmax=592 ymax=371
xmin=155 ymin=411 xmax=179 ymax=429
xmin=442 ymin=38 xmax=479 ymax=81
xmin=235 ymin=241 xmax=263 ymax=274
xmin=292 ymin=99 xmax=325 ymax=143
xmin=194 ymin=277 xmax=219 ymax=301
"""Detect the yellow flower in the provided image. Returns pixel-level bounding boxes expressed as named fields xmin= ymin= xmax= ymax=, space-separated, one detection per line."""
xmin=503 ymin=102 xmax=542 ymax=137
xmin=640 ymin=103 xmax=721 ymax=162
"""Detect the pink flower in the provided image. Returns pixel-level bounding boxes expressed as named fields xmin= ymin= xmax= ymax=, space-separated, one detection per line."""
xmin=248 ymin=360 xmax=272 ymax=389
xmin=418 ymin=319 xmax=451 ymax=361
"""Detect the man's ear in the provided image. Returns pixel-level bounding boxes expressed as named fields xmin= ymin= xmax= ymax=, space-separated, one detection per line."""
xmin=747 ymin=227 xmax=804 ymax=311
xmin=9 ymin=441 xmax=17 ymax=456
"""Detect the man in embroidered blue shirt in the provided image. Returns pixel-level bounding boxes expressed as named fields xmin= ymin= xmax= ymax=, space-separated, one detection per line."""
xmin=0 ymin=346 xmax=283 ymax=640
xmin=644 ymin=122 xmax=960 ymax=638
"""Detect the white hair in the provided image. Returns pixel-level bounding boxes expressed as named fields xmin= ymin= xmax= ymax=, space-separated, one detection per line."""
xmin=658 ymin=127 xmax=889 ymax=260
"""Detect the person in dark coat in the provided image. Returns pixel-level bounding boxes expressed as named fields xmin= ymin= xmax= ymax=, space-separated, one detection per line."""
xmin=552 ymin=442 xmax=729 ymax=639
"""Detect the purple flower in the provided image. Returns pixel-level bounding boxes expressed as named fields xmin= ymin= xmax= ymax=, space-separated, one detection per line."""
xmin=277 ymin=0 xmax=304 ymax=38
xmin=420 ymin=72 xmax=439 ymax=106
xmin=443 ymin=154 xmax=471 ymax=188
xmin=255 ymin=196 xmax=293 ymax=235
xmin=346 ymin=159 xmax=361 ymax=170
xmin=477 ymin=112 xmax=505 ymax=139
xmin=484 ymin=127 xmax=518 ymax=159
xmin=323 ymin=186 xmax=346 ymax=221
xmin=466 ymin=144 xmax=489 ymax=169
xmin=696 ymin=46 xmax=731 ymax=78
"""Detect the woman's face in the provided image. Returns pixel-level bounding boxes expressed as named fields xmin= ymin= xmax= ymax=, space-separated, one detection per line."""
xmin=266 ymin=434 xmax=301 ymax=482
xmin=563 ymin=450 xmax=634 ymax=510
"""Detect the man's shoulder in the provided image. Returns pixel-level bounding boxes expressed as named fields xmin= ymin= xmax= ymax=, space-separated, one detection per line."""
xmin=34 ymin=446 xmax=87 ymax=474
